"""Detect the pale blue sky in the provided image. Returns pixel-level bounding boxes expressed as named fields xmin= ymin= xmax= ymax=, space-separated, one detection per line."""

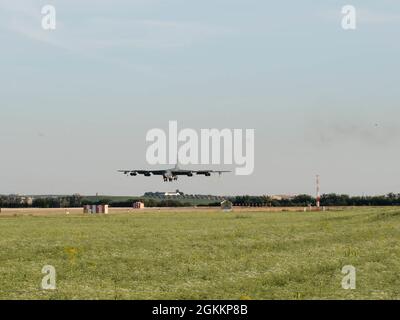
xmin=1 ymin=0 xmax=400 ymax=196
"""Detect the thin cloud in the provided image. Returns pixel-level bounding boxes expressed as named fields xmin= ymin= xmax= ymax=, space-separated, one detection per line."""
xmin=0 ymin=1 xmax=235 ymax=73
xmin=1 ymin=1 xmax=235 ymax=50
xmin=305 ymin=121 xmax=400 ymax=148
xmin=358 ymin=9 xmax=400 ymax=24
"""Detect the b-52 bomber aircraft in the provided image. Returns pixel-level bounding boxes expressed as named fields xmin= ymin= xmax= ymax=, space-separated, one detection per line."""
xmin=118 ymin=164 xmax=230 ymax=182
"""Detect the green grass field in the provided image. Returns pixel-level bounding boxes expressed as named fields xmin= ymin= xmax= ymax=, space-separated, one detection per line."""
xmin=0 ymin=207 xmax=399 ymax=300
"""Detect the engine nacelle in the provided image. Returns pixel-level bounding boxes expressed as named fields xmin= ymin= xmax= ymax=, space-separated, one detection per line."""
xmin=130 ymin=172 xmax=137 ymax=176
xmin=205 ymin=173 xmax=211 ymax=177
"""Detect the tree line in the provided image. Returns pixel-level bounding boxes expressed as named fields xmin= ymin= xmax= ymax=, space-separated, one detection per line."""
xmin=230 ymin=193 xmax=400 ymax=207
xmin=2 ymin=193 xmax=400 ymax=208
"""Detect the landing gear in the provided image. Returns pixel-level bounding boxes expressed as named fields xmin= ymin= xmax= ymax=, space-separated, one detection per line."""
xmin=163 ymin=176 xmax=178 ymax=182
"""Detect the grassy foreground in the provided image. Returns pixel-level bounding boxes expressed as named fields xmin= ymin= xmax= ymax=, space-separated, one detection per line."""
xmin=0 ymin=207 xmax=399 ymax=300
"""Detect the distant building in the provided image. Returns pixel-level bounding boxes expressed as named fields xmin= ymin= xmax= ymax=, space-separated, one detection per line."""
xmin=144 ymin=190 xmax=184 ymax=197
xmin=164 ymin=189 xmax=184 ymax=196
xmin=270 ymin=194 xmax=297 ymax=201
xmin=24 ymin=197 xmax=34 ymax=206
xmin=83 ymin=204 xmax=109 ymax=214
xmin=98 ymin=204 xmax=109 ymax=214
xmin=133 ymin=201 xmax=145 ymax=209
xmin=221 ymin=200 xmax=233 ymax=212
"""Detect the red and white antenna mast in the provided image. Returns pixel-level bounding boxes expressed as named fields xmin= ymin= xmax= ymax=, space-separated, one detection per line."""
xmin=316 ymin=174 xmax=321 ymax=209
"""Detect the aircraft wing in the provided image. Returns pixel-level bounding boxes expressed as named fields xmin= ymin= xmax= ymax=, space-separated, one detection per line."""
xmin=171 ymin=169 xmax=195 ymax=176
xmin=195 ymin=170 xmax=231 ymax=175
xmin=118 ymin=170 xmax=166 ymax=176
xmin=118 ymin=168 xmax=231 ymax=177
xmin=171 ymin=169 xmax=231 ymax=176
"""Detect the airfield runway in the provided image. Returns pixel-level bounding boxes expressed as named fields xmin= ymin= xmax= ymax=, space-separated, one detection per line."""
xmin=0 ymin=206 xmax=344 ymax=217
